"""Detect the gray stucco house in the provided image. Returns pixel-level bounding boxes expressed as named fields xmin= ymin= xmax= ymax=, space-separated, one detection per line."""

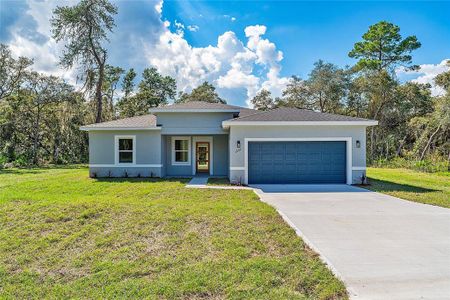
xmin=80 ymin=101 xmax=377 ymax=185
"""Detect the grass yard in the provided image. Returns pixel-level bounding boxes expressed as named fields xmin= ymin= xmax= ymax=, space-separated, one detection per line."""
xmin=207 ymin=177 xmax=232 ymax=186
xmin=0 ymin=167 xmax=346 ymax=299
xmin=365 ymin=168 xmax=450 ymax=208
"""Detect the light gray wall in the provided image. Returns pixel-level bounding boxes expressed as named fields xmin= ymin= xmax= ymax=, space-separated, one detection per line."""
xmin=228 ymin=125 xmax=368 ymax=184
xmin=156 ymin=112 xmax=234 ymax=135
xmin=161 ymin=135 xmax=167 ymax=177
xmin=88 ymin=130 xmax=162 ymax=177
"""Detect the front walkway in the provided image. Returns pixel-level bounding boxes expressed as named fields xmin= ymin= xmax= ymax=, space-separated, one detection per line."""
xmin=186 ymin=175 xmax=209 ymax=186
xmin=253 ymin=184 xmax=450 ymax=299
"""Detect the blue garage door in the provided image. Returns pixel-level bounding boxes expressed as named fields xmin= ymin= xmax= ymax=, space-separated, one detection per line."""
xmin=248 ymin=141 xmax=346 ymax=184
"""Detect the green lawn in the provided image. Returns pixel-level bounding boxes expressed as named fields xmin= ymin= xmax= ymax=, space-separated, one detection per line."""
xmin=0 ymin=167 xmax=346 ymax=299
xmin=365 ymin=168 xmax=450 ymax=208
xmin=207 ymin=177 xmax=232 ymax=186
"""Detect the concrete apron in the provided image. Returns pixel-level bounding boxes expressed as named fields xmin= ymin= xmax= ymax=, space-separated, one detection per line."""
xmin=252 ymin=184 xmax=450 ymax=300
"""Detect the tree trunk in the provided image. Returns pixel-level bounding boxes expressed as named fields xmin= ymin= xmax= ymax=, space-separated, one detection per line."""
xmin=95 ymin=64 xmax=104 ymax=123
xmin=32 ymin=104 xmax=41 ymax=165
xmin=420 ymin=125 xmax=441 ymax=161
xmin=396 ymin=135 xmax=407 ymax=157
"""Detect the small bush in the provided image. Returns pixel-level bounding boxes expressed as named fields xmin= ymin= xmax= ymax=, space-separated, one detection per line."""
xmin=13 ymin=155 xmax=29 ymax=167
xmin=0 ymin=155 xmax=7 ymax=168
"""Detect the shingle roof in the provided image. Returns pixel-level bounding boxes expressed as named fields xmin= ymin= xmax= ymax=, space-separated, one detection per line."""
xmin=81 ymin=114 xmax=157 ymax=129
xmin=228 ymin=107 xmax=374 ymax=122
xmin=81 ymin=105 xmax=374 ymax=131
xmin=150 ymin=101 xmax=245 ymax=111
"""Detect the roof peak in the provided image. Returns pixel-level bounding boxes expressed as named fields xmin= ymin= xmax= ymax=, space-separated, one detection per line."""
xmin=150 ymin=101 xmax=251 ymax=112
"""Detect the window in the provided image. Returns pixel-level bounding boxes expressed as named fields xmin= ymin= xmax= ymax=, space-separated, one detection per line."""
xmin=115 ymin=136 xmax=135 ymax=164
xmin=172 ymin=137 xmax=190 ymax=165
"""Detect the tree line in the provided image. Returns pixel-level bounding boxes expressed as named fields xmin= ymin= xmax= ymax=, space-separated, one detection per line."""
xmin=0 ymin=0 xmax=448 ymax=169
xmin=251 ymin=22 xmax=449 ymax=168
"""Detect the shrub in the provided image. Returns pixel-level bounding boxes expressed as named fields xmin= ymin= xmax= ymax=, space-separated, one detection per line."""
xmin=13 ymin=155 xmax=29 ymax=167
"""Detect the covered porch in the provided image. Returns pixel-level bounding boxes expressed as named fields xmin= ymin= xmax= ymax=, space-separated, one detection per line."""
xmin=161 ymin=135 xmax=229 ymax=177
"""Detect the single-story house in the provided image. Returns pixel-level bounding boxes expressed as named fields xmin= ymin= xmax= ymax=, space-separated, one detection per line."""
xmin=80 ymin=101 xmax=378 ymax=185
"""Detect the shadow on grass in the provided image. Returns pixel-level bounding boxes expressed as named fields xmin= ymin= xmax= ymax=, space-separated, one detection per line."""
xmin=0 ymin=169 xmax=47 ymax=175
xmin=366 ymin=178 xmax=438 ymax=193
xmin=0 ymin=164 xmax=87 ymax=175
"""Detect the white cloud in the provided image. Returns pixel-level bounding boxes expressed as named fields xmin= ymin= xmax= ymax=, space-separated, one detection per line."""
xmin=4 ymin=0 xmax=288 ymax=106
xmin=148 ymin=21 xmax=289 ymax=106
xmin=187 ymin=25 xmax=199 ymax=32
xmin=397 ymin=59 xmax=450 ymax=96
xmin=154 ymin=0 xmax=163 ymax=14
xmin=7 ymin=0 xmax=78 ymax=85
xmin=223 ymin=15 xmax=236 ymax=22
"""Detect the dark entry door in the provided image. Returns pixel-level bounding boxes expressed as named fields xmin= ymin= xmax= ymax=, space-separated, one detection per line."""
xmin=196 ymin=142 xmax=210 ymax=173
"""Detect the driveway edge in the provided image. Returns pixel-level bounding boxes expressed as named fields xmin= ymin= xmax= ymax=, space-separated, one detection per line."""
xmin=253 ymin=188 xmax=357 ymax=298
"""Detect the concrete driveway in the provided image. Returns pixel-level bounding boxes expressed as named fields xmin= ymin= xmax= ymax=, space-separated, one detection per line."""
xmin=253 ymin=184 xmax=450 ymax=300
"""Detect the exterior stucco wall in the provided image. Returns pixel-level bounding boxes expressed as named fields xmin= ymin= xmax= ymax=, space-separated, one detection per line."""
xmin=161 ymin=135 xmax=167 ymax=177
xmin=165 ymin=136 xmax=192 ymax=176
xmin=228 ymin=125 xmax=368 ymax=184
xmin=156 ymin=112 xmax=234 ymax=135
xmin=88 ymin=130 xmax=162 ymax=177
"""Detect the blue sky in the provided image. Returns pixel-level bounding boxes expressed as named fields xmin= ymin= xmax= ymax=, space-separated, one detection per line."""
xmin=1 ymin=0 xmax=449 ymax=106
xmin=162 ymin=1 xmax=450 ymax=78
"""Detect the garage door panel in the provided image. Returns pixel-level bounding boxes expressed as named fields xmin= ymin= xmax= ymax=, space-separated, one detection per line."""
xmin=248 ymin=141 xmax=346 ymax=184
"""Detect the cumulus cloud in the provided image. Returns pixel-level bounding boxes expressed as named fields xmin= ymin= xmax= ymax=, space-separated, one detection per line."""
xmin=397 ymin=59 xmax=450 ymax=96
xmin=2 ymin=0 xmax=164 ymax=87
xmin=148 ymin=20 xmax=289 ymax=106
xmin=5 ymin=0 xmax=78 ymax=84
xmin=3 ymin=0 xmax=288 ymax=106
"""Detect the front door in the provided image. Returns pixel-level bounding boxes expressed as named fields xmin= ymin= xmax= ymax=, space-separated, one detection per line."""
xmin=196 ymin=142 xmax=210 ymax=173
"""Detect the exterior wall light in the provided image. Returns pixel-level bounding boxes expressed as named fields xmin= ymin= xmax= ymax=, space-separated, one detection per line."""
xmin=356 ymin=140 xmax=361 ymax=148
xmin=237 ymin=140 xmax=241 ymax=149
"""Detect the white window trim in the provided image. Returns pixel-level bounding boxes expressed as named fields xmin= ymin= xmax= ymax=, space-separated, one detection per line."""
xmin=192 ymin=136 xmax=213 ymax=175
xmin=115 ymin=135 xmax=136 ymax=165
xmin=244 ymin=137 xmax=353 ymax=185
xmin=171 ymin=136 xmax=191 ymax=166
